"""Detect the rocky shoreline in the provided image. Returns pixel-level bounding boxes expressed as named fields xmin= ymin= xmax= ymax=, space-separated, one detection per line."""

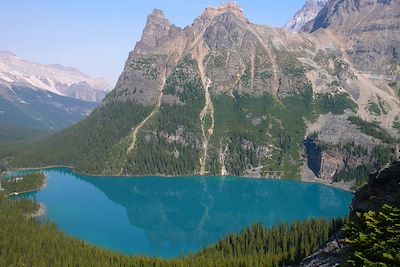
xmin=29 ymin=202 xmax=46 ymax=218
xmin=300 ymin=160 xmax=400 ymax=266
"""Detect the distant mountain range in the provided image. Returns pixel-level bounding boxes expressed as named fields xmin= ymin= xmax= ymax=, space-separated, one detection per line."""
xmin=0 ymin=51 xmax=111 ymax=102
xmin=12 ymin=0 xmax=400 ymax=189
xmin=0 ymin=51 xmax=112 ymax=130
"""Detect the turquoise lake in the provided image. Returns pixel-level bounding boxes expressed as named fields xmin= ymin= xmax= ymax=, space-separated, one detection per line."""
xmin=14 ymin=168 xmax=353 ymax=258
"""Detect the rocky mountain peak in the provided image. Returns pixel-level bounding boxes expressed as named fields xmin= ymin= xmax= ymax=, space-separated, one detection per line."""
xmin=193 ymin=2 xmax=248 ymax=28
xmin=203 ymin=2 xmax=244 ymax=19
xmin=149 ymin=8 xmax=166 ymax=19
xmin=284 ymin=0 xmax=328 ymax=32
xmin=134 ymin=8 xmax=174 ymax=53
xmin=304 ymin=0 xmax=398 ymax=33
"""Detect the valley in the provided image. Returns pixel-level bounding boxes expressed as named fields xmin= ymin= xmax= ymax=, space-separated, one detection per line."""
xmin=1 ymin=0 xmax=400 ymax=266
xmin=7 ymin=1 xmax=399 ymax=191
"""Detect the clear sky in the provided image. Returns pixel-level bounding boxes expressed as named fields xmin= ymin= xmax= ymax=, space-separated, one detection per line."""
xmin=0 ymin=0 xmax=304 ymax=85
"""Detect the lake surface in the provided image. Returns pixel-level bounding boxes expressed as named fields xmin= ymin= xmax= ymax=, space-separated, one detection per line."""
xmin=13 ymin=168 xmax=353 ymax=258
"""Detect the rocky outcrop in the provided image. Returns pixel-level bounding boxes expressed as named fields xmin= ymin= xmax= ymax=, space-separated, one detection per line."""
xmin=13 ymin=2 xmax=400 ymax=178
xmin=304 ymin=0 xmax=400 ymax=76
xmin=301 ymin=160 xmax=400 ymax=266
xmin=112 ymin=2 xmax=314 ymax=107
xmin=284 ymin=0 xmax=328 ymax=32
xmin=351 ymin=161 xmax=400 ymax=215
xmin=300 ymin=231 xmax=345 ymax=267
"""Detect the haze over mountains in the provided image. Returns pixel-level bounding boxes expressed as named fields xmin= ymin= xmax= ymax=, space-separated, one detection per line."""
xmin=0 ymin=51 xmax=111 ymax=102
xmin=13 ymin=0 xmax=400 ymax=189
xmin=0 ymin=51 xmax=112 ymax=130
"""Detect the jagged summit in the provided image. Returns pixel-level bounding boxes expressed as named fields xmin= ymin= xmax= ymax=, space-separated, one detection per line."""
xmin=150 ymin=8 xmax=165 ymax=18
xmin=203 ymin=2 xmax=244 ymax=18
xmin=193 ymin=2 xmax=248 ymax=27
xmin=17 ymin=1 xmax=400 ymax=186
xmin=284 ymin=0 xmax=328 ymax=32
xmin=134 ymin=8 xmax=174 ymax=54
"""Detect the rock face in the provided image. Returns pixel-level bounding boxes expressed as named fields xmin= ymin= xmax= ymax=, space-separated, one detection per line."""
xmin=301 ymin=160 xmax=400 ymax=266
xmin=284 ymin=0 xmax=328 ymax=32
xmin=304 ymin=0 xmax=400 ymax=77
xmin=351 ymin=161 xmax=400 ymax=215
xmin=301 ymin=231 xmax=345 ymax=267
xmin=13 ymin=2 xmax=400 ymax=180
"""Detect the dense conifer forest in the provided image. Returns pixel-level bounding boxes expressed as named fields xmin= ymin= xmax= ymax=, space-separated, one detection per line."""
xmin=2 ymin=193 xmax=398 ymax=266
xmin=1 ymin=173 xmax=45 ymax=195
xmin=0 ymin=195 xmax=344 ymax=267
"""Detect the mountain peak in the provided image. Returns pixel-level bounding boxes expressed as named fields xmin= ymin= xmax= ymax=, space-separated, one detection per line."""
xmin=149 ymin=8 xmax=166 ymax=19
xmin=198 ymin=2 xmax=246 ymax=23
xmin=284 ymin=0 xmax=328 ymax=32
xmin=134 ymin=8 xmax=174 ymax=53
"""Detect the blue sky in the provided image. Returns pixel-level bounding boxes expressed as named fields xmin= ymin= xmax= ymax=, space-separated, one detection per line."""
xmin=1 ymin=0 xmax=304 ymax=85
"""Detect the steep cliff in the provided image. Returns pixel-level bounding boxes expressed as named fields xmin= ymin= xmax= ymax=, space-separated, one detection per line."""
xmin=12 ymin=2 xmax=400 ymax=183
xmin=301 ymin=160 xmax=400 ymax=266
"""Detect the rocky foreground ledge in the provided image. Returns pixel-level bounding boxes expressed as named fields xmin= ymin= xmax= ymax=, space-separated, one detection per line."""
xmin=300 ymin=161 xmax=400 ymax=267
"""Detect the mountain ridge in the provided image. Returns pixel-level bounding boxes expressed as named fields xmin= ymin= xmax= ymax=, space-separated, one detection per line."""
xmin=0 ymin=51 xmax=112 ymax=102
xmin=12 ymin=1 xmax=400 ymax=189
xmin=0 ymin=51 xmax=110 ymax=130
xmin=284 ymin=0 xmax=328 ymax=32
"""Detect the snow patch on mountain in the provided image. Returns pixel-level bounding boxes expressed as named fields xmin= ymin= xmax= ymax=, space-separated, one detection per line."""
xmin=0 ymin=51 xmax=112 ymax=102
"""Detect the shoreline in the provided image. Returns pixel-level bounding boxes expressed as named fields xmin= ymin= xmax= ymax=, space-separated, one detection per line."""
xmin=300 ymin=175 xmax=355 ymax=193
xmin=7 ymin=175 xmax=48 ymax=197
xmin=29 ymin=202 xmax=46 ymax=218
xmin=10 ymin=165 xmax=355 ymax=193
xmin=300 ymin=163 xmax=355 ymax=193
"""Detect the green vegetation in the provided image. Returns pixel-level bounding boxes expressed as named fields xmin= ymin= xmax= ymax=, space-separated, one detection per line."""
xmin=344 ymin=204 xmax=400 ymax=266
xmin=1 ymin=173 xmax=45 ymax=195
xmin=368 ymin=101 xmax=382 ymax=116
xmin=348 ymin=116 xmax=397 ymax=144
xmin=129 ymin=54 xmax=160 ymax=80
xmin=331 ymin=143 xmax=396 ymax=187
xmin=12 ymin=101 xmax=153 ymax=174
xmin=367 ymin=97 xmax=388 ymax=116
xmin=393 ymin=118 xmax=400 ymax=133
xmin=124 ymin=56 xmax=204 ymax=175
xmin=316 ymin=93 xmax=357 ymax=115
xmin=209 ymin=87 xmax=314 ymax=177
xmin=378 ymin=96 xmax=388 ymax=115
xmin=0 ymin=194 xmax=345 ymax=267
xmin=0 ymin=124 xmax=52 ymax=160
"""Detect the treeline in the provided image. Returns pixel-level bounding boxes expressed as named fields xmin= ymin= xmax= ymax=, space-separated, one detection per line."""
xmin=198 ymin=219 xmax=345 ymax=266
xmin=316 ymin=93 xmax=357 ymax=115
xmin=348 ymin=116 xmax=398 ymax=144
xmin=1 ymin=173 xmax=45 ymax=195
xmin=0 ymin=195 xmax=345 ymax=267
xmin=124 ymin=56 xmax=204 ymax=175
xmin=11 ymin=102 xmax=153 ymax=174
xmin=333 ymin=144 xmax=397 ymax=186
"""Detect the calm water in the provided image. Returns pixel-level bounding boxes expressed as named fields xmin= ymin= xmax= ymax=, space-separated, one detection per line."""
xmin=13 ymin=168 xmax=353 ymax=258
